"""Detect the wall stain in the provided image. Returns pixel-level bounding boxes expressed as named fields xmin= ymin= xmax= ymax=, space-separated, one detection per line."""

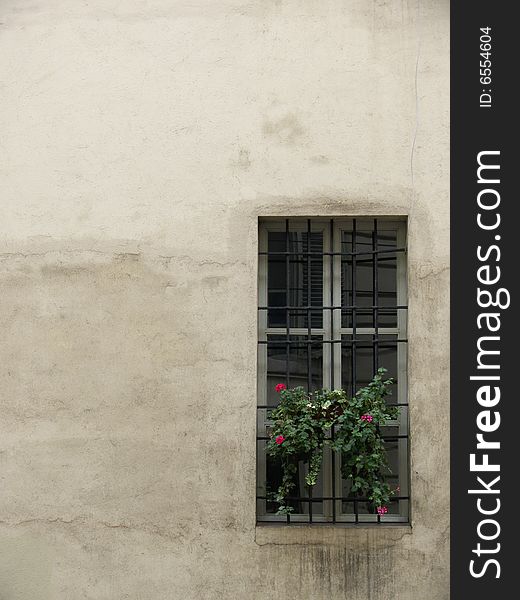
xmin=230 ymin=148 xmax=252 ymax=171
xmin=262 ymin=114 xmax=305 ymax=145
xmin=310 ymin=155 xmax=330 ymax=164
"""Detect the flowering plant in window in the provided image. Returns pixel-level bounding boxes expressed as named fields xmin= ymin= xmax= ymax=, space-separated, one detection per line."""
xmin=266 ymin=368 xmax=400 ymax=515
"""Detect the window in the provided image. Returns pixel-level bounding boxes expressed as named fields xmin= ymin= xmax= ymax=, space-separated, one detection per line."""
xmin=257 ymin=217 xmax=409 ymax=524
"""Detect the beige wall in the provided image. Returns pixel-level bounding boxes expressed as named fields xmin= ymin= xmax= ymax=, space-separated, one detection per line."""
xmin=0 ymin=1 xmax=449 ymax=598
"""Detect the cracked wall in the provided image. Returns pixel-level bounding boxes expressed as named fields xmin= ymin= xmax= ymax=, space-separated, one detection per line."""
xmin=0 ymin=1 xmax=449 ymax=599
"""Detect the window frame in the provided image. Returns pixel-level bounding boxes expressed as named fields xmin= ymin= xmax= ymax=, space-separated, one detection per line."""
xmin=257 ymin=217 xmax=409 ymax=524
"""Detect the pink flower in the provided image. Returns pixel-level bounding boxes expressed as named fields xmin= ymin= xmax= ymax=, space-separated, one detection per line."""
xmin=361 ymin=414 xmax=373 ymax=422
xmin=275 ymin=435 xmax=285 ymax=445
xmin=275 ymin=383 xmax=287 ymax=393
xmin=377 ymin=506 xmax=388 ymax=515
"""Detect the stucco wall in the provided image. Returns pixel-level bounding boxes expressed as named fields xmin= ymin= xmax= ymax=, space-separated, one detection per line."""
xmin=0 ymin=1 xmax=449 ymax=598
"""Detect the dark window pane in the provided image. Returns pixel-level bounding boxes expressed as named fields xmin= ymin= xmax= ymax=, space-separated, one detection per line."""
xmin=261 ymin=441 xmax=325 ymax=516
xmin=266 ymin=335 xmax=323 ymax=405
xmin=341 ymin=334 xmax=398 ymax=394
xmin=342 ymin=231 xmax=374 ymax=327
xmin=267 ymin=231 xmax=323 ymax=328
xmin=341 ymin=228 xmax=399 ymax=328
xmin=376 ymin=231 xmax=398 ymax=327
xmin=341 ymin=425 xmax=403 ymax=516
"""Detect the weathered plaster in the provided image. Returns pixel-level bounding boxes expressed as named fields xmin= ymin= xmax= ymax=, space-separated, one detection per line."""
xmin=1 ymin=1 xmax=449 ymax=598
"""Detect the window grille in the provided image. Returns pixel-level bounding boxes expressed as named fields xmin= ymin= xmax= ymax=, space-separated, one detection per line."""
xmin=257 ymin=217 xmax=409 ymax=524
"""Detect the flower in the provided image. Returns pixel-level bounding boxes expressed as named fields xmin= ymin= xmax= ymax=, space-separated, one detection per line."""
xmin=275 ymin=435 xmax=285 ymax=445
xmin=361 ymin=414 xmax=373 ymax=422
xmin=377 ymin=506 xmax=388 ymax=515
xmin=275 ymin=383 xmax=287 ymax=393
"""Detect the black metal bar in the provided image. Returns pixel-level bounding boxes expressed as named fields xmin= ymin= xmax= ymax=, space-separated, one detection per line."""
xmin=256 ymin=495 xmax=410 ymax=501
xmin=348 ymin=215 xmax=358 ymax=534
xmin=307 ymin=218 xmax=312 ymax=393
xmin=308 ymin=483 xmax=313 ymax=523
xmin=347 ymin=256 xmax=397 ymax=265
xmin=285 ymin=220 xmax=291 ymax=524
xmin=259 ymin=339 xmax=408 ymax=345
xmin=257 ymin=435 xmax=409 ymax=441
xmin=373 ymin=218 xmax=379 ymax=373
xmin=285 ymin=219 xmax=290 ymax=389
xmin=352 ymin=218 xmax=357 ymax=397
xmin=258 ymin=248 xmax=406 ymax=256
xmin=259 ymin=521 xmax=407 ymax=526
xmin=258 ymin=305 xmax=408 ymax=310
xmin=257 ymin=403 xmax=410 ymax=409
xmin=330 ymin=218 xmax=336 ymax=523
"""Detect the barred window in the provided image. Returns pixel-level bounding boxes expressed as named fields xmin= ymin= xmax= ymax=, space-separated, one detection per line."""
xmin=257 ymin=218 xmax=409 ymax=524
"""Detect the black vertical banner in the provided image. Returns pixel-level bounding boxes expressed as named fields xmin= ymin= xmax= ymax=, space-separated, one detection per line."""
xmin=451 ymin=3 xmax=517 ymax=597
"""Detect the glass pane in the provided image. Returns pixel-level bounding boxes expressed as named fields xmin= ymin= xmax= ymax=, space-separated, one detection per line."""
xmin=267 ymin=231 xmax=323 ymax=328
xmin=379 ymin=338 xmax=398 ymax=401
xmin=340 ymin=231 xmax=353 ymax=329
xmin=341 ymin=478 xmax=373 ymax=515
xmin=383 ymin=432 xmax=399 ymax=478
xmin=266 ymin=335 xmax=323 ymax=405
xmin=341 ymin=231 xmax=372 ymax=328
xmin=341 ymin=334 xmax=398 ymax=395
xmin=380 ymin=426 xmax=407 ymax=515
xmin=340 ymin=426 xmax=403 ymax=516
xmin=377 ymin=230 xmax=398 ymax=327
xmin=260 ymin=441 xmax=325 ymax=516
xmin=341 ymin=228 xmax=399 ymax=328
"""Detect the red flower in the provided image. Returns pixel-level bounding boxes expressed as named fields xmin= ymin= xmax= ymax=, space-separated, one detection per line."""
xmin=275 ymin=383 xmax=287 ymax=393
xmin=275 ymin=435 xmax=285 ymax=445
